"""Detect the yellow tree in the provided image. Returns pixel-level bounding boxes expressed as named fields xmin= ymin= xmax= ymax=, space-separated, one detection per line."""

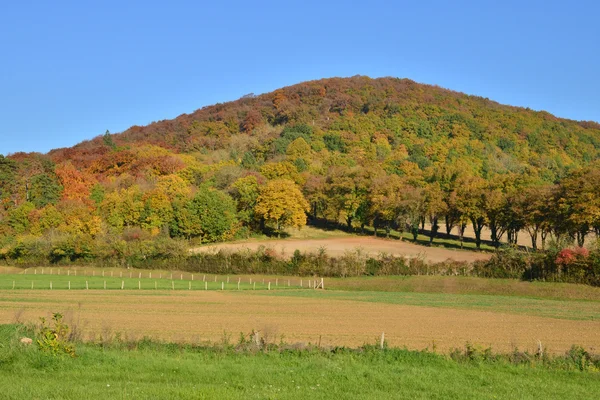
xmin=254 ymin=179 xmax=309 ymax=235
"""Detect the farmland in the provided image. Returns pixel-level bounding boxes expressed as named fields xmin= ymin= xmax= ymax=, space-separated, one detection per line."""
xmin=1 ymin=267 xmax=600 ymax=399
xmin=0 ymin=269 xmax=598 ymax=354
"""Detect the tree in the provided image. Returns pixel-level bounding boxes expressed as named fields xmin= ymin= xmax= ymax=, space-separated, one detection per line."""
xmin=174 ymin=188 xmax=237 ymax=242
xmin=452 ymin=175 xmax=487 ymax=249
xmin=230 ymin=175 xmax=260 ymax=225
xmin=29 ymin=174 xmax=62 ymax=208
xmin=254 ymin=179 xmax=309 ymax=235
xmin=422 ymin=182 xmax=448 ymax=244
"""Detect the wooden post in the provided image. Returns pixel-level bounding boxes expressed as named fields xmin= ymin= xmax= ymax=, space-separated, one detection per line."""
xmin=249 ymin=278 xmax=252 ymax=285
xmin=203 ymin=275 xmax=206 ymax=281
xmin=12 ymin=281 xmax=15 ymax=289
xmin=380 ymin=332 xmax=385 ymax=350
xmin=139 ymin=272 xmax=142 ymax=279
xmin=214 ymin=275 xmax=217 ymax=282
xmin=50 ymin=281 xmax=52 ymax=290
xmin=321 ymin=278 xmax=324 ymax=290
xmin=41 ymin=268 xmax=44 ymax=274
xmin=181 ymin=274 xmax=183 ymax=280
xmin=170 ymin=273 xmax=173 ymax=280
xmin=121 ymin=281 xmax=124 ymax=290
xmin=31 ymin=281 xmax=34 ymax=289
xmin=288 ymin=279 xmax=290 ymax=287
xmin=172 ymin=281 xmax=175 ymax=290
xmin=139 ymin=281 xmax=141 ymax=290
xmin=111 ymin=271 xmax=113 ymax=277
xmin=189 ymin=281 xmax=191 ymax=290
xmin=86 ymin=281 xmax=89 ymax=290
xmin=159 ymin=273 xmax=162 ymax=279
xmin=104 ymin=281 xmax=106 ymax=290
xmin=253 ymin=282 xmax=256 ymax=290
xmin=34 ymin=269 xmax=37 ymax=275
xmin=74 ymin=270 xmax=77 ymax=276
xmin=205 ymin=281 xmax=208 ymax=290
xmin=268 ymin=282 xmax=271 ymax=290
xmin=300 ymin=279 xmax=303 ymax=287
xmin=192 ymin=274 xmax=194 ymax=281
xmin=221 ymin=282 xmax=224 ymax=290
xmin=276 ymin=278 xmax=278 ymax=286
xmin=67 ymin=270 xmax=70 ymax=276
xmin=149 ymin=272 xmax=152 ymax=279
xmin=68 ymin=281 xmax=71 ymax=290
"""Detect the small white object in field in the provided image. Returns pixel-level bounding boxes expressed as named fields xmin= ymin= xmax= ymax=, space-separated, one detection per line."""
xmin=20 ymin=337 xmax=33 ymax=345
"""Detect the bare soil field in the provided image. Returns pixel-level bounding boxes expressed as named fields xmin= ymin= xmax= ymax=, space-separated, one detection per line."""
xmin=1 ymin=290 xmax=597 ymax=354
xmin=193 ymin=237 xmax=491 ymax=263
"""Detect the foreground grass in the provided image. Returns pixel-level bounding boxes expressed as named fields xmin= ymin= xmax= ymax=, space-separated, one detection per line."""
xmin=0 ymin=325 xmax=598 ymax=400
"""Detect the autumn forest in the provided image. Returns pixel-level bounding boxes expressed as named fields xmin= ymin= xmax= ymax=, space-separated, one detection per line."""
xmin=1 ymin=76 xmax=599 ymax=283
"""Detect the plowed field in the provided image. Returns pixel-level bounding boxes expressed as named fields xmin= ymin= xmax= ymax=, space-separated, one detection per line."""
xmin=1 ymin=290 xmax=597 ymax=354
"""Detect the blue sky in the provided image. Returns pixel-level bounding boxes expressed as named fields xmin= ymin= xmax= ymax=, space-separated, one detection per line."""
xmin=1 ymin=0 xmax=599 ymax=155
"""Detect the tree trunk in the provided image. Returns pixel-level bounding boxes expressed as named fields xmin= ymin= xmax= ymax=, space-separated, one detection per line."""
xmin=429 ymin=216 xmax=439 ymax=245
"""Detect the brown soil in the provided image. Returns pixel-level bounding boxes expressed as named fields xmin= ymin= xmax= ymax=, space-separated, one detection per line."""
xmin=1 ymin=290 xmax=597 ymax=354
xmin=193 ymin=237 xmax=491 ymax=263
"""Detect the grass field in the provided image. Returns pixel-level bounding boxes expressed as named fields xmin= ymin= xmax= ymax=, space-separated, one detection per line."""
xmin=0 ymin=270 xmax=598 ymax=354
xmin=1 ymin=324 xmax=598 ymax=400
xmin=1 ymin=269 xmax=599 ymax=399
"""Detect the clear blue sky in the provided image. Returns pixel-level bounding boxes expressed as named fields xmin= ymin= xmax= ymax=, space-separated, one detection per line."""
xmin=1 ymin=0 xmax=599 ymax=155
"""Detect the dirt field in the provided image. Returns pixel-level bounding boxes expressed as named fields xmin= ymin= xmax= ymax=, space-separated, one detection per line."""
xmin=1 ymin=290 xmax=597 ymax=354
xmin=194 ymin=237 xmax=491 ymax=263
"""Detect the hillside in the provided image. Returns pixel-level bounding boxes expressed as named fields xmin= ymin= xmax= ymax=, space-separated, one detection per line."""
xmin=0 ymin=76 xmax=599 ymax=275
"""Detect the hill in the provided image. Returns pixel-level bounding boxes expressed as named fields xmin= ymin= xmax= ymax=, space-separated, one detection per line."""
xmin=0 ymin=76 xmax=599 ymax=280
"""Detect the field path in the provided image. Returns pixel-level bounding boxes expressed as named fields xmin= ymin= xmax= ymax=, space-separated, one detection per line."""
xmin=193 ymin=237 xmax=491 ymax=263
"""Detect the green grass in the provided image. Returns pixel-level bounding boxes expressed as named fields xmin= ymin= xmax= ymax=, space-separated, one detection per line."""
xmin=325 ymin=275 xmax=600 ymax=301
xmin=0 ymin=273 xmax=304 ymax=291
xmin=0 ymin=324 xmax=597 ymax=400
xmin=258 ymin=289 xmax=600 ymax=321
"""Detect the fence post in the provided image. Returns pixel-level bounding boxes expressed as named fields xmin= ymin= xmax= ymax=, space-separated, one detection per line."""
xmin=104 ymin=281 xmax=106 ymax=290
xmin=268 ymin=282 xmax=271 ymax=290
xmin=221 ymin=282 xmax=224 ymax=290
xmin=68 ymin=281 xmax=71 ymax=290
xmin=50 ymin=282 xmax=52 ymax=290
xmin=380 ymin=332 xmax=385 ymax=350
xmin=205 ymin=281 xmax=208 ymax=290
xmin=139 ymin=281 xmax=141 ymax=290
xmin=189 ymin=281 xmax=191 ymax=290
xmin=86 ymin=281 xmax=88 ymax=290
xmin=121 ymin=281 xmax=124 ymax=290
xmin=172 ymin=281 xmax=175 ymax=290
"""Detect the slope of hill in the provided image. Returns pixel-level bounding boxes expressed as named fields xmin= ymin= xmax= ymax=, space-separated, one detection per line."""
xmin=0 ymin=76 xmax=599 ymax=274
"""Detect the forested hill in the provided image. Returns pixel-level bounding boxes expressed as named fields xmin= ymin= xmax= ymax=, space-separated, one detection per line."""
xmin=50 ymin=76 xmax=600 ymax=183
xmin=1 ymin=76 xmax=599 ymax=264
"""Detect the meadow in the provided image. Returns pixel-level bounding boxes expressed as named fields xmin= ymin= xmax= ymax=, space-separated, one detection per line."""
xmin=1 ymin=322 xmax=599 ymax=400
